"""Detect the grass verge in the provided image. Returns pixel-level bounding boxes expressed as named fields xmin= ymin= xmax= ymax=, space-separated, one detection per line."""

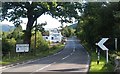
xmin=0 ymin=44 xmax=64 ymax=65
xmin=89 ymin=51 xmax=114 ymax=72
xmin=82 ymin=43 xmax=114 ymax=72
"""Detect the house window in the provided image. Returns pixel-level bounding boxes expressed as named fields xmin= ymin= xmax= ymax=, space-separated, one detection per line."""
xmin=51 ymin=37 xmax=54 ymax=40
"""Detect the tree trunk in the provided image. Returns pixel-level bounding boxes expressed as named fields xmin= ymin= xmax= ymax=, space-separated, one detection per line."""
xmin=23 ymin=17 xmax=34 ymax=45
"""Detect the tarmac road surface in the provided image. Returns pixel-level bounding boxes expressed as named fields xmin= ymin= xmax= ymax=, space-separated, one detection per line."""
xmin=2 ymin=37 xmax=90 ymax=74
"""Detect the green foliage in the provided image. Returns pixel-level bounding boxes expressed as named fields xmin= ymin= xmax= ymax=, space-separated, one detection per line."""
xmin=2 ymin=32 xmax=8 ymax=39
xmin=2 ymin=26 xmax=49 ymax=58
xmin=2 ymin=38 xmax=16 ymax=56
xmin=90 ymin=51 xmax=114 ymax=72
xmin=1 ymin=2 xmax=82 ymax=44
xmin=76 ymin=2 xmax=120 ymax=50
xmin=31 ymin=31 xmax=49 ymax=52
xmin=61 ymin=26 xmax=75 ymax=37
xmin=33 ymin=22 xmax=47 ymax=32
xmin=0 ymin=31 xmax=2 ymax=38
xmin=6 ymin=25 xmax=24 ymax=43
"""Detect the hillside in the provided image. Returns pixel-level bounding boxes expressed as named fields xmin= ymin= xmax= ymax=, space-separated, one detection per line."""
xmin=68 ymin=23 xmax=77 ymax=29
xmin=1 ymin=24 xmax=15 ymax=32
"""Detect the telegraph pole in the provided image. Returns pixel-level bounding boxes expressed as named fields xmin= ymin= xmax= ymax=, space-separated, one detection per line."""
xmin=115 ymin=38 xmax=117 ymax=51
xmin=34 ymin=19 xmax=37 ymax=56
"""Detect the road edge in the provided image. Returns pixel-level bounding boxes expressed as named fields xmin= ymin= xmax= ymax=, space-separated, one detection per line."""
xmin=1 ymin=45 xmax=66 ymax=70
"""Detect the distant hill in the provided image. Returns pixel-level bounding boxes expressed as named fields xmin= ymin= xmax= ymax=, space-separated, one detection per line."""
xmin=68 ymin=23 xmax=77 ymax=29
xmin=1 ymin=24 xmax=15 ymax=32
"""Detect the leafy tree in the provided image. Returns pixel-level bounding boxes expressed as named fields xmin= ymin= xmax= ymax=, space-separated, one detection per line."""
xmin=31 ymin=31 xmax=49 ymax=53
xmin=7 ymin=25 xmax=23 ymax=42
xmin=32 ymin=22 xmax=47 ymax=35
xmin=61 ymin=26 xmax=74 ymax=37
xmin=1 ymin=2 xmax=82 ymax=45
xmin=2 ymin=38 xmax=16 ymax=56
xmin=2 ymin=32 xmax=9 ymax=39
xmin=76 ymin=2 xmax=120 ymax=50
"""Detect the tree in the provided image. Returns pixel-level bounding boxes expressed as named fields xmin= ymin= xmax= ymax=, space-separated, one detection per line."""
xmin=76 ymin=2 xmax=120 ymax=50
xmin=61 ymin=26 xmax=74 ymax=37
xmin=2 ymin=38 xmax=16 ymax=56
xmin=7 ymin=25 xmax=23 ymax=41
xmin=1 ymin=2 xmax=82 ymax=45
xmin=31 ymin=31 xmax=49 ymax=53
xmin=32 ymin=22 xmax=47 ymax=34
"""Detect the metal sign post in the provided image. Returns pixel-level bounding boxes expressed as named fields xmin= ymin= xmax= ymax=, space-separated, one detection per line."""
xmin=96 ymin=38 xmax=109 ymax=63
xmin=97 ymin=49 xmax=100 ymax=64
xmin=106 ymin=50 xmax=108 ymax=63
xmin=115 ymin=38 xmax=117 ymax=51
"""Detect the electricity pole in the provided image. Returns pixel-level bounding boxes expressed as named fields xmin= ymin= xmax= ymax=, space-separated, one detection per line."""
xmin=34 ymin=19 xmax=37 ymax=56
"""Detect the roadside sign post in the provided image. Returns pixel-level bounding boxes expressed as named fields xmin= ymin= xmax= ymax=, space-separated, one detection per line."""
xmin=115 ymin=38 xmax=117 ymax=51
xmin=106 ymin=50 xmax=108 ymax=63
xmin=96 ymin=38 xmax=109 ymax=63
xmin=97 ymin=49 xmax=100 ymax=64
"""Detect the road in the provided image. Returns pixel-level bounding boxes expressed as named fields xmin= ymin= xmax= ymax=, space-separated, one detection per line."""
xmin=2 ymin=37 xmax=90 ymax=74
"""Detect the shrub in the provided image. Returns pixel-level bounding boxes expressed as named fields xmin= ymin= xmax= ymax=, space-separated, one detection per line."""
xmin=31 ymin=31 xmax=49 ymax=53
xmin=2 ymin=38 xmax=16 ymax=56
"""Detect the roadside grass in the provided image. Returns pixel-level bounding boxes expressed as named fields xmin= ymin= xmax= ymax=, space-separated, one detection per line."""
xmin=90 ymin=51 xmax=105 ymax=72
xmin=82 ymin=43 xmax=114 ymax=73
xmin=0 ymin=44 xmax=64 ymax=65
xmin=89 ymin=51 xmax=114 ymax=72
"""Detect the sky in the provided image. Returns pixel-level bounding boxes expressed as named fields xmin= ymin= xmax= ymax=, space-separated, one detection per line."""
xmin=1 ymin=14 xmax=74 ymax=30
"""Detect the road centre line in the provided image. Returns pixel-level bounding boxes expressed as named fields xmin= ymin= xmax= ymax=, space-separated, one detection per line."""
xmin=2 ymin=39 xmax=77 ymax=73
xmin=1 ymin=42 xmax=66 ymax=71
xmin=62 ymin=44 xmax=75 ymax=60
xmin=62 ymin=55 xmax=70 ymax=60
xmin=53 ymin=42 xmax=68 ymax=56
xmin=31 ymin=41 xmax=76 ymax=73
xmin=70 ymin=52 xmax=73 ymax=55
xmin=31 ymin=45 xmax=75 ymax=73
xmin=30 ymin=62 xmax=56 ymax=74
xmin=31 ymin=51 xmax=75 ymax=73
xmin=32 ymin=39 xmax=76 ymax=72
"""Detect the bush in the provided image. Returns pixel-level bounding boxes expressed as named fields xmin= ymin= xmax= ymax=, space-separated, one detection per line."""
xmin=2 ymin=38 xmax=16 ymax=56
xmin=31 ymin=31 xmax=49 ymax=53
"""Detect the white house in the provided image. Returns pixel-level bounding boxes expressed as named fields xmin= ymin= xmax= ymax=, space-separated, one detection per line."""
xmin=43 ymin=28 xmax=63 ymax=43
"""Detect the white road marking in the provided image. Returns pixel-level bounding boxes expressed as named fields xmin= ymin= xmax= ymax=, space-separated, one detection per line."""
xmin=2 ymin=38 xmax=83 ymax=73
xmin=30 ymin=41 xmax=73 ymax=74
xmin=1 ymin=43 xmax=66 ymax=71
xmin=30 ymin=62 xmax=56 ymax=74
xmin=53 ymin=44 xmax=67 ymax=56
xmin=70 ymin=53 xmax=73 ymax=55
xmin=31 ymin=41 xmax=74 ymax=73
xmin=62 ymin=55 xmax=70 ymax=60
xmin=1 ymin=54 xmax=53 ymax=71
xmin=1 ymin=60 xmax=35 ymax=71
xmin=73 ymin=49 xmax=75 ymax=52
xmin=62 ymin=44 xmax=75 ymax=60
